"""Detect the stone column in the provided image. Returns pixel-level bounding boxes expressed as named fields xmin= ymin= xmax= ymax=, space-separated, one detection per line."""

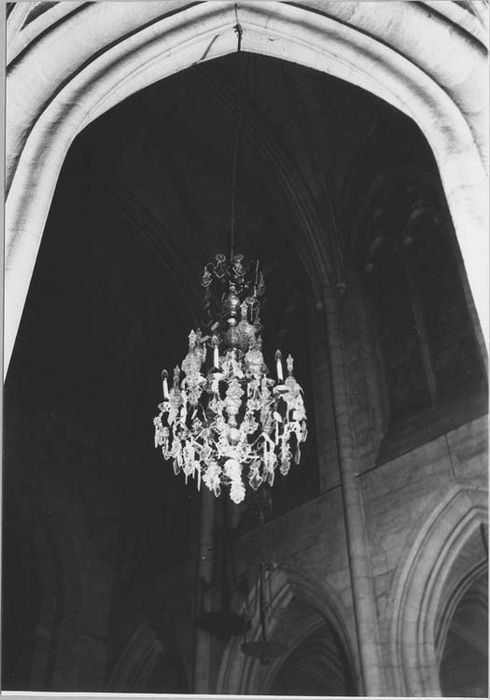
xmin=322 ymin=284 xmax=385 ymax=696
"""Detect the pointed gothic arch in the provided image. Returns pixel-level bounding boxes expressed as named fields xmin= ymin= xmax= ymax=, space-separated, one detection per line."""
xmin=389 ymin=485 xmax=488 ymax=696
xmin=216 ymin=565 xmax=357 ymax=694
xmin=5 ymin=1 xmax=488 ymax=377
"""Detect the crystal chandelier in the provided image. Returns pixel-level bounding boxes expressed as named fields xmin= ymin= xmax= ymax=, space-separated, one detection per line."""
xmin=152 ymin=22 xmax=307 ymax=504
xmin=153 ymin=253 xmax=307 ymax=504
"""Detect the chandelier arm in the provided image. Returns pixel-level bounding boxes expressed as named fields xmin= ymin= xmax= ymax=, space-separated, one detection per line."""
xmin=246 ymin=433 xmax=268 ymax=451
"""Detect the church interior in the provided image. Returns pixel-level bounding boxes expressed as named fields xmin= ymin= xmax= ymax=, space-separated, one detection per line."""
xmin=3 ymin=2 xmax=488 ymax=697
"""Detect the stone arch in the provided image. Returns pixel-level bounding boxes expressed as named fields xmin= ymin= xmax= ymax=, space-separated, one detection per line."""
xmin=105 ymin=620 xmax=163 ymax=691
xmin=216 ymin=565 xmax=357 ymax=694
xmin=5 ymin=1 xmax=488 ymax=376
xmin=389 ymin=485 xmax=488 ymax=696
xmin=438 ymin=566 xmax=488 ymax=696
xmin=434 ymin=528 xmax=487 ymax=664
xmin=105 ymin=616 xmax=190 ymax=693
xmin=265 ymin=620 xmax=357 ymax=695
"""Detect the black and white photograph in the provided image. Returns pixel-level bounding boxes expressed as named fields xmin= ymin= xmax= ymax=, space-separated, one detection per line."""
xmin=2 ymin=1 xmax=488 ymax=697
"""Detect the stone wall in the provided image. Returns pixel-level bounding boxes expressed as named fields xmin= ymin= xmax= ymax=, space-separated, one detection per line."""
xmin=216 ymin=414 xmax=487 ymax=695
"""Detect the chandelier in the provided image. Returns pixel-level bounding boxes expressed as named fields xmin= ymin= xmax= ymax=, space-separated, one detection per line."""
xmin=153 ymin=253 xmax=307 ymax=504
xmin=152 ymin=22 xmax=307 ymax=504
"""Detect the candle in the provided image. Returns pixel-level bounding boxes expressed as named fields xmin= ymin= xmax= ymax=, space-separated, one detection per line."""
xmin=212 ymin=336 xmax=219 ymax=369
xmin=161 ymin=369 xmax=169 ymax=399
xmin=173 ymin=365 xmax=180 ymax=388
xmin=275 ymin=350 xmax=283 ymax=382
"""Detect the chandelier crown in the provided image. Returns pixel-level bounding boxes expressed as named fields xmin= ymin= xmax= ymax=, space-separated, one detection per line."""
xmin=202 ymin=254 xmax=265 ymax=351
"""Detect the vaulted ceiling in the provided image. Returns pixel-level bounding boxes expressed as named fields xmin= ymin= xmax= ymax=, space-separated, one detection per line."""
xmin=65 ymin=52 xmax=427 ymax=302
